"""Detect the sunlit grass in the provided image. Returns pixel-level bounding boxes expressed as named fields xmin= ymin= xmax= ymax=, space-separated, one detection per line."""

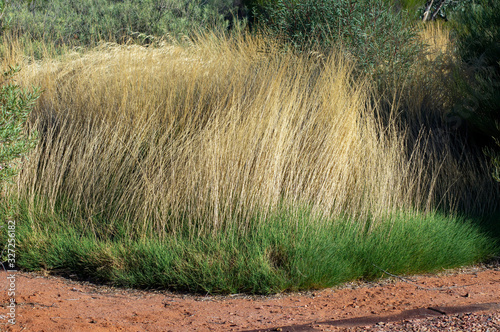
xmin=12 ymin=33 xmax=417 ymax=237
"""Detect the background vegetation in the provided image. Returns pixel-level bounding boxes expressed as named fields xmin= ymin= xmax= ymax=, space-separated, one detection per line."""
xmin=0 ymin=0 xmax=498 ymax=294
xmin=0 ymin=0 xmax=245 ymax=59
xmin=0 ymin=65 xmax=38 ymax=185
xmin=452 ymin=0 xmax=500 ymax=146
xmin=249 ymin=0 xmax=421 ymax=81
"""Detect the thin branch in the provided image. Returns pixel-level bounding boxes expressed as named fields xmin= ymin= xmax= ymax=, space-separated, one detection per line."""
xmin=422 ymin=0 xmax=435 ymax=22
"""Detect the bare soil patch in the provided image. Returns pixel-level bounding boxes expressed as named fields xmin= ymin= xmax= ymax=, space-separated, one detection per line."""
xmin=1 ymin=264 xmax=499 ymax=331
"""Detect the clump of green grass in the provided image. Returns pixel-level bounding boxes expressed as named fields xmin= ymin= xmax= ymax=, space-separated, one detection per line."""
xmin=3 ymin=198 xmax=495 ymax=294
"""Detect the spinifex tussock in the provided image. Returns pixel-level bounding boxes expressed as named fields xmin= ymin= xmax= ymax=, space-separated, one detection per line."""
xmin=9 ymin=32 xmax=497 ymax=241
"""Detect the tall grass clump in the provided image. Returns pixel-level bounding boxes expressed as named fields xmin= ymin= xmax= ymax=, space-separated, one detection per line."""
xmin=2 ymin=30 xmax=498 ymax=292
xmin=15 ymin=34 xmax=416 ymax=237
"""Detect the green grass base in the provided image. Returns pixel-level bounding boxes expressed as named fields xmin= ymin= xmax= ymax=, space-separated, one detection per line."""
xmin=1 ymin=198 xmax=496 ymax=295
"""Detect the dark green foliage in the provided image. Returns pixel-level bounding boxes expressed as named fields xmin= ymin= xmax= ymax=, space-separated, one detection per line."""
xmin=240 ymin=0 xmax=276 ymax=24
xmin=451 ymin=0 xmax=500 ymax=176
xmin=251 ymin=0 xmax=422 ymax=81
xmin=454 ymin=0 xmax=500 ymax=76
xmin=0 ymin=66 xmax=39 ymax=184
xmin=490 ymin=145 xmax=500 ymax=183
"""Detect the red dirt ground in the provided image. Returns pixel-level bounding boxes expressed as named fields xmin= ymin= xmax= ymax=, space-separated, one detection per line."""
xmin=1 ymin=264 xmax=499 ymax=331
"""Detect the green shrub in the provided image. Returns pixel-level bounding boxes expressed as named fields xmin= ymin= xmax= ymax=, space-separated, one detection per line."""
xmin=454 ymin=0 xmax=500 ymax=75
xmin=0 ymin=66 xmax=39 ymax=184
xmin=455 ymin=0 xmax=500 ymax=181
xmin=451 ymin=0 xmax=500 ymax=173
xmin=4 ymin=0 xmax=240 ymax=48
xmin=252 ymin=0 xmax=422 ymax=80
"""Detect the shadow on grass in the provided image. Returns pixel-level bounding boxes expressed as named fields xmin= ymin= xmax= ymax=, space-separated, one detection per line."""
xmin=469 ymin=211 xmax=500 ymax=259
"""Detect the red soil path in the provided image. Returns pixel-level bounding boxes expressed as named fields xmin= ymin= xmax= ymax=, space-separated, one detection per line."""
xmin=1 ymin=265 xmax=499 ymax=331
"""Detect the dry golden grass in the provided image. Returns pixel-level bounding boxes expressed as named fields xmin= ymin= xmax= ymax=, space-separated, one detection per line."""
xmin=419 ymin=21 xmax=454 ymax=61
xmin=7 ymin=31 xmax=499 ymax=238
